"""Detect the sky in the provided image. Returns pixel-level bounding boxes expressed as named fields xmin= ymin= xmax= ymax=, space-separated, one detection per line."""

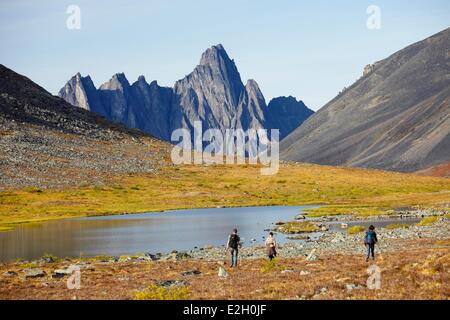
xmin=0 ymin=0 xmax=449 ymax=111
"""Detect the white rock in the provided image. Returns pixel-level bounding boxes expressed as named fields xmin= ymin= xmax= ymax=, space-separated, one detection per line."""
xmin=218 ymin=266 xmax=228 ymax=278
xmin=281 ymin=269 xmax=295 ymax=274
xmin=306 ymin=249 xmax=318 ymax=261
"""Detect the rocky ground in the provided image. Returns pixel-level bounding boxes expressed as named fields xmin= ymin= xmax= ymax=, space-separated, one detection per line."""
xmin=0 ymin=215 xmax=448 ymax=300
xmin=0 ymin=66 xmax=173 ymax=190
xmin=187 ymin=215 xmax=449 ymax=261
xmin=0 ymin=121 xmax=169 ymax=190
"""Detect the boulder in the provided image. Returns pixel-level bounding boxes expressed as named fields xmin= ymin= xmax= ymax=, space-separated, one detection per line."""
xmin=218 ymin=266 xmax=229 ymax=278
xmin=180 ymin=270 xmax=201 ymax=276
xmin=3 ymin=271 xmax=18 ymax=277
xmin=118 ymin=257 xmax=132 ymax=263
xmin=40 ymin=256 xmax=56 ymax=264
xmin=281 ymin=269 xmax=295 ymax=274
xmin=156 ymin=280 xmax=189 ymax=288
xmin=52 ymin=268 xmax=72 ymax=279
xmin=23 ymin=268 xmax=46 ymax=279
xmin=137 ymin=253 xmax=159 ymax=261
xmin=306 ymin=249 xmax=318 ymax=261
xmin=345 ymin=283 xmax=357 ymax=292
xmin=160 ymin=252 xmax=191 ymax=261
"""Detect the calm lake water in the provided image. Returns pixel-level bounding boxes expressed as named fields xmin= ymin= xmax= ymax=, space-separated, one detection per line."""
xmin=0 ymin=206 xmax=317 ymax=262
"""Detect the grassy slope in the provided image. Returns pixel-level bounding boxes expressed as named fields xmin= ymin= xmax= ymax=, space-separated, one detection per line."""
xmin=1 ymin=162 xmax=449 ymax=231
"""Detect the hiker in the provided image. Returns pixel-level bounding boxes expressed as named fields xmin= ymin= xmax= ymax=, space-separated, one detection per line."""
xmin=265 ymin=232 xmax=277 ymax=261
xmin=226 ymin=228 xmax=241 ymax=268
xmin=364 ymin=225 xmax=378 ymax=262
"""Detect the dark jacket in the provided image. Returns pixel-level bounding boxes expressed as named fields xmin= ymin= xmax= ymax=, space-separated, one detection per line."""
xmin=364 ymin=230 xmax=378 ymax=244
xmin=227 ymin=234 xmax=240 ymax=249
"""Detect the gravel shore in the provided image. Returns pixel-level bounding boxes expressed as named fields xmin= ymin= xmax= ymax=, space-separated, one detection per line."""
xmin=183 ymin=215 xmax=450 ymax=262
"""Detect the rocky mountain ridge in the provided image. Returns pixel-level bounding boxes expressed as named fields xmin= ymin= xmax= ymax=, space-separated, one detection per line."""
xmin=280 ymin=28 xmax=450 ymax=173
xmin=59 ymin=45 xmax=314 ymax=142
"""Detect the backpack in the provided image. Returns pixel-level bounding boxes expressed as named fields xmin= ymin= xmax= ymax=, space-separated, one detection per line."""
xmin=229 ymin=234 xmax=240 ymax=249
xmin=365 ymin=231 xmax=375 ymax=244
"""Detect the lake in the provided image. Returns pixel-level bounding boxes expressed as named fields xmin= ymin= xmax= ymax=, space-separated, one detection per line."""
xmin=0 ymin=205 xmax=318 ymax=262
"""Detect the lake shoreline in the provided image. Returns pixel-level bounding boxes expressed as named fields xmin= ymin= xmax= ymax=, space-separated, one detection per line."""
xmin=0 ymin=216 xmax=448 ymax=299
xmin=0 ymin=202 xmax=322 ymax=233
xmin=3 ymin=209 xmax=448 ymax=264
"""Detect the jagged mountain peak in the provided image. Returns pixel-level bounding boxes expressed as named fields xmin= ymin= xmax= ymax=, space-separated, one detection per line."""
xmin=245 ymin=79 xmax=260 ymax=88
xmin=199 ymin=44 xmax=229 ymax=65
xmin=132 ymin=75 xmax=150 ymax=89
xmin=173 ymin=43 xmax=246 ymax=123
xmin=111 ymin=72 xmax=128 ymax=82
xmin=58 ymin=72 xmax=98 ymax=111
xmin=244 ymin=79 xmax=265 ymax=101
xmin=100 ymin=73 xmax=130 ymax=90
xmin=59 ymin=44 xmax=314 ymax=143
xmin=137 ymin=75 xmax=147 ymax=83
xmin=0 ymin=64 xmax=143 ymax=139
xmin=271 ymin=96 xmax=304 ymax=104
xmin=69 ymin=72 xmax=92 ymax=83
xmin=197 ymin=44 xmax=242 ymax=89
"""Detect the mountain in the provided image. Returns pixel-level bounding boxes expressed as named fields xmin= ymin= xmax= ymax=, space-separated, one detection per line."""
xmin=60 ymin=72 xmax=174 ymax=141
xmin=0 ymin=64 xmax=170 ymax=190
xmin=268 ymin=96 xmax=314 ymax=140
xmin=59 ymin=45 xmax=313 ymax=142
xmin=58 ymin=72 xmax=105 ymax=115
xmin=280 ymin=28 xmax=450 ymax=173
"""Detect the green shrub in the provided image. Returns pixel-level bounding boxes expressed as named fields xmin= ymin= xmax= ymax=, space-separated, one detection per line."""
xmin=134 ymin=284 xmax=190 ymax=300
xmin=24 ymin=187 xmax=43 ymax=194
xmin=42 ymin=253 xmax=59 ymax=262
xmin=385 ymin=223 xmax=409 ymax=230
xmin=92 ymin=255 xmax=113 ymax=261
xmin=260 ymin=259 xmax=278 ymax=273
xmin=347 ymin=225 xmax=366 ymax=234
xmin=417 ymin=216 xmax=439 ymax=226
xmin=276 ymin=221 xmax=320 ymax=234
xmin=20 ymin=262 xmax=39 ymax=269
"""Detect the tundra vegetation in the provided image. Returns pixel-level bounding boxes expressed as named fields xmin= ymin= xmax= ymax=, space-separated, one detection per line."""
xmin=0 ymin=163 xmax=449 ymax=231
xmin=276 ymin=221 xmax=320 ymax=234
xmin=347 ymin=226 xmax=366 ymax=235
xmin=133 ymin=284 xmax=190 ymax=300
xmin=417 ymin=216 xmax=439 ymax=227
xmin=0 ymin=245 xmax=448 ymax=300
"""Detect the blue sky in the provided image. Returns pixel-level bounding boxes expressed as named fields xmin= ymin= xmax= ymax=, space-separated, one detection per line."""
xmin=0 ymin=0 xmax=449 ymax=110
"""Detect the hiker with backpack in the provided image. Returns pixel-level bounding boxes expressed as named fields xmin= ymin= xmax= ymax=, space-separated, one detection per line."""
xmin=265 ymin=232 xmax=277 ymax=261
xmin=364 ymin=225 xmax=378 ymax=262
xmin=226 ymin=228 xmax=241 ymax=268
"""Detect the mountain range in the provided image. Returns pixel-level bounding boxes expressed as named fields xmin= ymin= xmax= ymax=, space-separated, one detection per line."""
xmin=280 ymin=27 xmax=450 ymax=173
xmin=59 ymin=44 xmax=314 ymax=142
xmin=0 ymin=64 xmax=170 ymax=189
xmin=3 ymin=28 xmax=449 ymax=176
